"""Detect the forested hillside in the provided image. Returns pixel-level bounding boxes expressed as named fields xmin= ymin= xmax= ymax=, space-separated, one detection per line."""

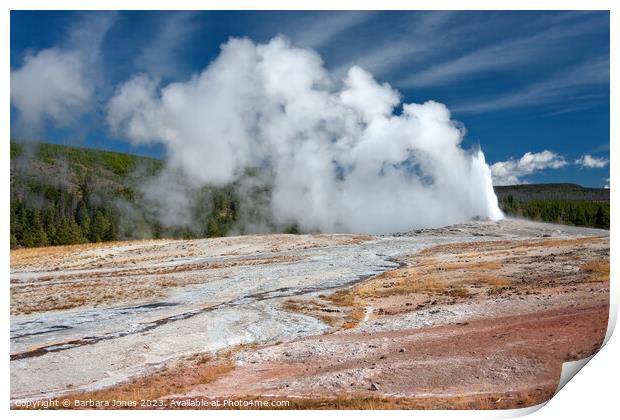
xmin=495 ymin=184 xmax=609 ymax=229
xmin=10 ymin=142 xmax=610 ymax=248
xmin=494 ymin=183 xmax=609 ymax=202
xmin=10 ymin=142 xmax=241 ymax=248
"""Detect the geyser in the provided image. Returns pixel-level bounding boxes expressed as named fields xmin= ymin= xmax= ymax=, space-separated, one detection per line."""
xmin=107 ymin=36 xmax=503 ymax=234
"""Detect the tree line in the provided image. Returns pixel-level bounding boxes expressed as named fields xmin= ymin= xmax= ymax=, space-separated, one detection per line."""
xmin=10 ymin=182 xmax=117 ymax=248
xmin=10 ymin=179 xmax=241 ymax=249
xmin=498 ymin=195 xmax=609 ymax=229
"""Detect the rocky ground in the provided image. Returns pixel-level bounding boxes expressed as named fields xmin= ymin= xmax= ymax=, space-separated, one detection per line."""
xmin=10 ymin=218 xmax=609 ymax=409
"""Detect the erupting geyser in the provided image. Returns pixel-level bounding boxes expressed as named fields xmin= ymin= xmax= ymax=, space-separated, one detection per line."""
xmin=107 ymin=36 xmax=503 ymax=234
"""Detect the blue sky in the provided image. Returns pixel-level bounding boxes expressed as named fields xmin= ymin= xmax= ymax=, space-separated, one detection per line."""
xmin=10 ymin=10 xmax=610 ymax=187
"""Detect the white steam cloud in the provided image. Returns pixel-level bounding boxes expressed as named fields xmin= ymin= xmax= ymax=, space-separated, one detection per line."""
xmin=10 ymin=12 xmax=116 ymax=137
xmin=11 ymin=49 xmax=94 ymax=136
xmin=107 ymin=36 xmax=502 ymax=234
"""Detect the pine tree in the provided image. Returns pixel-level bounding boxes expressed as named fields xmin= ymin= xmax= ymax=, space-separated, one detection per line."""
xmin=595 ymin=206 xmax=605 ymax=228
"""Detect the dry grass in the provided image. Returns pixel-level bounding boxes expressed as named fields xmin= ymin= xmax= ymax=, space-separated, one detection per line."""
xmin=580 ymin=260 xmax=610 ymax=282
xmin=17 ymin=386 xmax=551 ymax=410
xmin=442 ymin=260 xmax=502 ymax=271
xmin=276 ymin=390 xmax=553 ymax=410
xmin=416 ymin=236 xmax=605 ymax=257
xmin=282 ymin=299 xmax=337 ymax=326
xmin=10 ymin=239 xmax=171 ymax=268
xmin=356 ymin=270 xmax=474 ymax=300
xmin=157 ymin=388 xmax=554 ymax=410
xmin=282 ymin=289 xmax=365 ymax=330
xmin=474 ymin=275 xmax=512 ymax=287
xmin=325 ymin=290 xmax=365 ymax=329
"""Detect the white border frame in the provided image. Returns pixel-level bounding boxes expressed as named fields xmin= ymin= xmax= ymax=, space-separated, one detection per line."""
xmin=2 ymin=2 xmax=616 ymax=419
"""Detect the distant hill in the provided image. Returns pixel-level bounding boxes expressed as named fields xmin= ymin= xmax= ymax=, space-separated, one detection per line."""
xmin=11 ymin=141 xmax=163 ymax=200
xmin=494 ymin=183 xmax=609 ymax=230
xmin=494 ymin=183 xmax=609 ymax=202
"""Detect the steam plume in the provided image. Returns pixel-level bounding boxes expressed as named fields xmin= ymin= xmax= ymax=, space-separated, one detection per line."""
xmin=107 ymin=36 xmax=502 ymax=234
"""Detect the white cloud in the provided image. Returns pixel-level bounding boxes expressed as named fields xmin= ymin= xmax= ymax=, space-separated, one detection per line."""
xmin=108 ymin=36 xmax=503 ymax=234
xmin=11 ymin=48 xmax=94 ymax=136
xmin=604 ymin=178 xmax=610 ymax=189
xmin=491 ymin=150 xmax=568 ymax=185
xmin=10 ymin=13 xmax=116 ymax=137
xmin=575 ymin=154 xmax=609 ymax=168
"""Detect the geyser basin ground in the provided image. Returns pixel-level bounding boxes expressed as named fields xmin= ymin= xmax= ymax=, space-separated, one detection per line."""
xmin=10 ymin=218 xmax=609 ymax=409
